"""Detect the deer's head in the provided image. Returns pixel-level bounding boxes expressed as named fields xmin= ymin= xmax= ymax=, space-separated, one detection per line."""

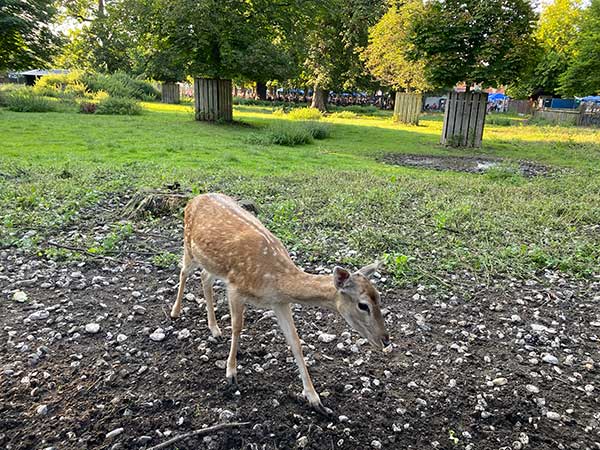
xmin=333 ymin=262 xmax=390 ymax=350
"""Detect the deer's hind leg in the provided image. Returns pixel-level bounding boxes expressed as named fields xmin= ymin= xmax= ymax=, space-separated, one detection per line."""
xmin=200 ymin=269 xmax=221 ymax=338
xmin=225 ymin=286 xmax=245 ymax=385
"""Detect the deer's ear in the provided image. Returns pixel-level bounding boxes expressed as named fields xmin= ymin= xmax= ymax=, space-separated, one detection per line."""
xmin=333 ymin=266 xmax=351 ymax=290
xmin=357 ymin=260 xmax=381 ymax=278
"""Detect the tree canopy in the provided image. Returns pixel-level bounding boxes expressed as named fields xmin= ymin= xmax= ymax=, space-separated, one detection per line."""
xmin=558 ymin=0 xmax=600 ymax=96
xmin=409 ymin=0 xmax=537 ymax=90
xmin=0 ymin=0 xmax=63 ymax=71
xmin=361 ymin=0 xmax=430 ymax=92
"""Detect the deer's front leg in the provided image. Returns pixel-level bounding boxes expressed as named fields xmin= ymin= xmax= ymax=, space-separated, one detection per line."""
xmin=226 ymin=287 xmax=245 ymax=385
xmin=272 ymin=304 xmax=332 ymax=416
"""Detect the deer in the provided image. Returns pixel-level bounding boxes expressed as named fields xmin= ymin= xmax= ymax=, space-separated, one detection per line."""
xmin=170 ymin=193 xmax=390 ymax=415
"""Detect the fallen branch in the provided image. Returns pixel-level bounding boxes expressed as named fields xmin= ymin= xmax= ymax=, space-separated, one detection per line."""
xmin=146 ymin=422 xmax=251 ymax=450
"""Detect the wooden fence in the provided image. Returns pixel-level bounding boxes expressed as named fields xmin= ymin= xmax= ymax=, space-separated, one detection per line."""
xmin=393 ymin=92 xmax=422 ymax=125
xmin=507 ymin=99 xmax=532 ymax=115
xmin=161 ymin=82 xmax=180 ymax=104
xmin=532 ymin=108 xmax=579 ymax=125
xmin=194 ymin=78 xmax=233 ymax=122
xmin=441 ymin=91 xmax=488 ymax=148
xmin=578 ymin=103 xmax=600 ymax=127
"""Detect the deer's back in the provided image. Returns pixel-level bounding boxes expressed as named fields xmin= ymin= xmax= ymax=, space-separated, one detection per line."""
xmin=184 ymin=193 xmax=297 ymax=294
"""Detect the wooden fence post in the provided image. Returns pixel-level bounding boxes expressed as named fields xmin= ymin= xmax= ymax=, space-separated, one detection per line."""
xmin=194 ymin=78 xmax=233 ymax=122
xmin=393 ymin=92 xmax=422 ymax=125
xmin=441 ymin=91 xmax=488 ymax=148
xmin=161 ymin=82 xmax=180 ymax=104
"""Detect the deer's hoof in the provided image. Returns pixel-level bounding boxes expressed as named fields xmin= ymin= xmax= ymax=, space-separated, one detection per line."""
xmin=210 ymin=326 xmax=222 ymax=338
xmin=170 ymin=309 xmax=180 ymax=319
xmin=311 ymin=401 xmax=333 ymax=417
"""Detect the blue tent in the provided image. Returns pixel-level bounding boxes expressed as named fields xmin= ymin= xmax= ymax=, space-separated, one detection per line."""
xmin=580 ymin=95 xmax=600 ymax=104
xmin=488 ymin=93 xmax=507 ymax=101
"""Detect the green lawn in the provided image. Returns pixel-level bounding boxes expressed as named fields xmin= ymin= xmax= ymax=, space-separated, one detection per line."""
xmin=1 ymin=103 xmax=599 ymax=285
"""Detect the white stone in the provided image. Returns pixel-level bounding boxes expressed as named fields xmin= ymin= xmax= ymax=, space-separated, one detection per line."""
xmin=13 ymin=290 xmax=28 ymax=302
xmin=371 ymin=440 xmax=382 ymax=449
xmin=177 ymin=329 xmax=191 ymax=340
xmin=36 ymin=404 xmax=48 ymax=415
xmin=149 ymin=329 xmax=165 ymax=342
xmin=297 ymin=436 xmax=308 ymax=448
xmin=116 ymin=334 xmax=127 ymax=343
xmin=492 ymin=377 xmax=508 ymax=386
xmin=542 ymin=354 xmax=559 ymax=365
xmin=85 ymin=323 xmax=100 ymax=334
xmin=546 ymin=411 xmax=561 ymax=421
xmin=28 ymin=310 xmax=49 ymax=321
xmin=525 ymin=384 xmax=540 ymax=394
xmin=318 ymin=333 xmax=336 ymax=343
xmin=106 ymin=427 xmax=124 ymax=439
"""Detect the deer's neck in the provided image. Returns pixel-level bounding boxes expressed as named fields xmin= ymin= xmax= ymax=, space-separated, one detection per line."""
xmin=279 ymin=270 xmax=338 ymax=311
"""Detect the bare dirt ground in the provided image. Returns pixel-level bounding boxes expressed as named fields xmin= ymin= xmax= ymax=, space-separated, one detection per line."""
xmin=380 ymin=154 xmax=553 ymax=178
xmin=1 ymin=198 xmax=599 ymax=450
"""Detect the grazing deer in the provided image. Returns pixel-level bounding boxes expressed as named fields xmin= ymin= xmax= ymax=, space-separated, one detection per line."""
xmin=170 ymin=193 xmax=390 ymax=415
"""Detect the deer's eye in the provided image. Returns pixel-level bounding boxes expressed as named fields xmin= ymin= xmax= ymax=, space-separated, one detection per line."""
xmin=358 ymin=303 xmax=370 ymax=313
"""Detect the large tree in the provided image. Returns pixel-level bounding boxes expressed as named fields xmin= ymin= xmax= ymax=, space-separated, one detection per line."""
xmin=508 ymin=0 xmax=583 ymax=98
xmin=0 ymin=0 xmax=62 ymax=71
xmin=409 ymin=0 xmax=537 ymax=91
xmin=558 ymin=0 xmax=600 ymax=96
xmin=304 ymin=0 xmax=386 ymax=110
xmin=361 ymin=0 xmax=430 ymax=92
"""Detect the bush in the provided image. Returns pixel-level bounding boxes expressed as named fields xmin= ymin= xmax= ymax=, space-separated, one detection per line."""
xmin=328 ymin=110 xmax=358 ymax=119
xmin=82 ymin=72 xmax=159 ymax=100
xmin=287 ymin=107 xmax=322 ymax=121
xmin=95 ymin=96 xmax=142 ymax=115
xmin=5 ymin=89 xmax=57 ymax=112
xmin=79 ymin=101 xmax=97 ymax=114
xmin=247 ymin=120 xmax=331 ymax=146
xmin=248 ymin=121 xmax=314 ymax=146
xmin=304 ymin=121 xmax=331 ymax=139
xmin=33 ymin=71 xmax=87 ymax=100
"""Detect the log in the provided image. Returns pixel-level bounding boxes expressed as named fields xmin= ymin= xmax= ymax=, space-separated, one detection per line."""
xmin=194 ymin=78 xmax=233 ymax=122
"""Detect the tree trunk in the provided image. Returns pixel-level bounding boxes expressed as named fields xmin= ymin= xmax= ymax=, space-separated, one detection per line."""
xmin=256 ymin=82 xmax=267 ymax=100
xmin=311 ymin=86 xmax=327 ymax=111
xmin=161 ymin=82 xmax=180 ymax=104
xmin=194 ymin=78 xmax=233 ymax=122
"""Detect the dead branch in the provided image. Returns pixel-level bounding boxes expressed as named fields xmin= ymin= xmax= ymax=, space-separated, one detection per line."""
xmin=146 ymin=422 xmax=250 ymax=450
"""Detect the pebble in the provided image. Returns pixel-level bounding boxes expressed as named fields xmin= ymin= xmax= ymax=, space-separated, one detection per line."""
xmin=149 ymin=329 xmax=165 ymax=342
xmin=36 ymin=404 xmax=48 ymax=415
xmin=318 ymin=333 xmax=336 ymax=343
xmin=297 ymin=436 xmax=308 ymax=448
xmin=492 ymin=377 xmax=508 ymax=386
xmin=116 ymin=334 xmax=127 ymax=343
xmin=215 ymin=360 xmax=227 ymax=369
xmin=85 ymin=323 xmax=100 ymax=334
xmin=28 ymin=310 xmax=49 ymax=321
xmin=546 ymin=411 xmax=561 ymax=421
xmin=542 ymin=353 xmax=559 ymax=365
xmin=526 ymin=384 xmax=540 ymax=394
xmin=177 ymin=329 xmax=191 ymax=339
xmin=106 ymin=427 xmax=124 ymax=439
xmin=13 ymin=290 xmax=28 ymax=302
xmin=338 ymin=415 xmax=349 ymax=422
xmin=219 ymin=409 xmax=234 ymax=421
xmin=371 ymin=440 xmax=382 ymax=449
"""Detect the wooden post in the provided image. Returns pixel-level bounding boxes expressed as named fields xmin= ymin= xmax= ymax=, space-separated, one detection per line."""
xmin=393 ymin=92 xmax=422 ymax=125
xmin=441 ymin=91 xmax=488 ymax=148
xmin=161 ymin=82 xmax=180 ymax=104
xmin=193 ymin=78 xmax=233 ymax=122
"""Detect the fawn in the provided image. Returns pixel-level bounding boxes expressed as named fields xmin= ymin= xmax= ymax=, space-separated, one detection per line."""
xmin=171 ymin=193 xmax=389 ymax=415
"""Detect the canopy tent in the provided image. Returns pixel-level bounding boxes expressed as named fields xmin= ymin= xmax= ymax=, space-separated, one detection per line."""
xmin=488 ymin=92 xmax=507 ymax=101
xmin=580 ymin=95 xmax=600 ymax=104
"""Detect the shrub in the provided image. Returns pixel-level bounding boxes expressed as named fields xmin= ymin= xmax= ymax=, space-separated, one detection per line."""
xmin=328 ymin=110 xmax=357 ymax=119
xmin=248 ymin=121 xmax=314 ymax=146
xmin=82 ymin=72 xmax=159 ymax=100
xmin=95 ymin=96 xmax=142 ymax=115
xmin=304 ymin=121 xmax=331 ymax=139
xmin=287 ymin=107 xmax=322 ymax=121
xmin=33 ymin=71 xmax=88 ymax=100
xmin=79 ymin=101 xmax=97 ymax=114
xmin=5 ymin=89 xmax=56 ymax=112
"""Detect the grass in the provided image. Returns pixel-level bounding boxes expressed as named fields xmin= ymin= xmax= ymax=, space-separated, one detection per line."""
xmin=1 ymin=102 xmax=599 ymax=286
